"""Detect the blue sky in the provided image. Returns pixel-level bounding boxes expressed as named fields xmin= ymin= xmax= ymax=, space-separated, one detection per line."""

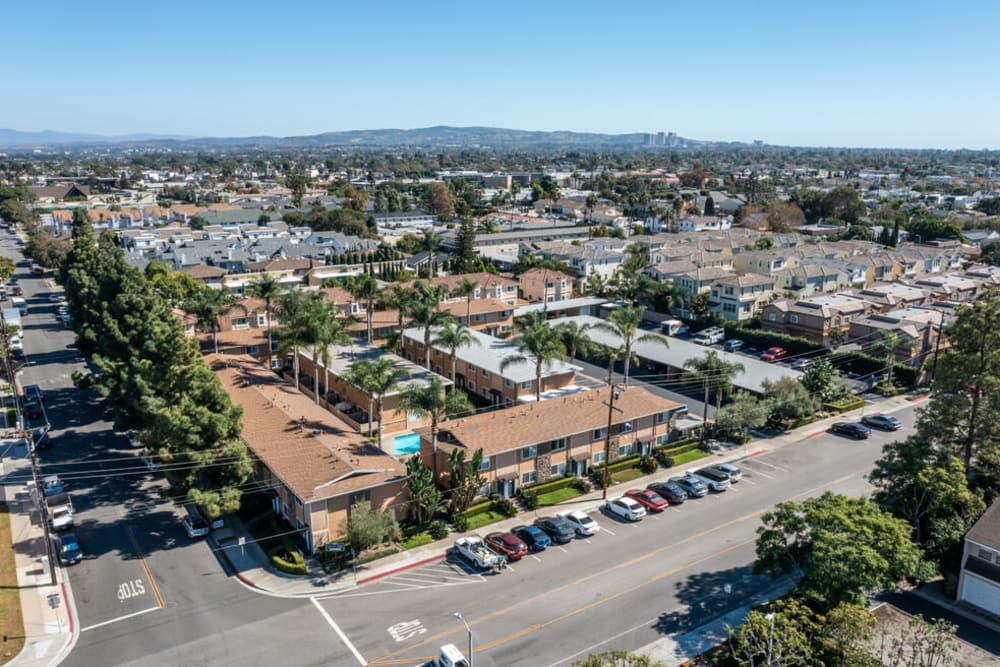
xmin=6 ymin=1 xmax=999 ymax=148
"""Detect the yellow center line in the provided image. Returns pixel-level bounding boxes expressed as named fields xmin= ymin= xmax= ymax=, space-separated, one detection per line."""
xmin=365 ymin=467 xmax=867 ymax=665
xmin=122 ymin=519 xmax=166 ymax=609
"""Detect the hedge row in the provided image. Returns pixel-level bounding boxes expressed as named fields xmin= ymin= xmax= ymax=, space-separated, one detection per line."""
xmin=722 ymin=324 xmax=827 ymax=356
xmin=522 ymin=475 xmax=579 ymax=496
xmin=824 ymin=396 xmax=865 ymax=412
xmin=828 ymin=351 xmax=918 ymax=387
xmin=605 ymin=453 xmax=642 ymax=474
xmin=658 ymin=441 xmax=702 ymax=457
xmin=461 ymin=497 xmax=517 ymax=520
xmin=269 ymin=545 xmax=307 ymax=575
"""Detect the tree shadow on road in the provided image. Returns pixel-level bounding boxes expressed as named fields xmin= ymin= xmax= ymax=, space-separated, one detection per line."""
xmin=653 ymin=563 xmax=773 ymax=636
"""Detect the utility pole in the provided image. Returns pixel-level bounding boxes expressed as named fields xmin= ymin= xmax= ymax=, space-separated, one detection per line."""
xmin=930 ymin=308 xmax=945 ymax=383
xmin=601 ymin=383 xmax=624 ymax=500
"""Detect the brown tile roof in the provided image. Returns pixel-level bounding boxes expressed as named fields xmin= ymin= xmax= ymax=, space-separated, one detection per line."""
xmin=397 ymin=272 xmax=518 ymax=295
xmin=424 ymin=386 xmax=681 ymax=457
xmin=210 ymin=354 xmax=406 ymax=503
xmin=440 ymin=297 xmax=514 ymax=317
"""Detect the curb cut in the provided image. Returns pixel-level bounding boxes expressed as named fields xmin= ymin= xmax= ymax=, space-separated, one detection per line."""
xmin=356 ymin=552 xmax=447 ymax=586
xmin=213 ymin=539 xmax=257 ymax=588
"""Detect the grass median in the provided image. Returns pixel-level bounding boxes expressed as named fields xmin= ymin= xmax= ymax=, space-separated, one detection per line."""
xmin=0 ymin=507 xmax=24 ymax=665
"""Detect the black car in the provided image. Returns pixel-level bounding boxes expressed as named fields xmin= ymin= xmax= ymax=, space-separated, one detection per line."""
xmin=830 ymin=421 xmax=871 ymax=439
xmin=646 ymin=481 xmax=686 ymax=505
xmin=861 ymin=413 xmax=901 ymax=431
xmin=533 ymin=516 xmax=575 ymax=544
xmin=511 ymin=524 xmax=552 ymax=551
xmin=29 ymin=427 xmax=50 ymax=449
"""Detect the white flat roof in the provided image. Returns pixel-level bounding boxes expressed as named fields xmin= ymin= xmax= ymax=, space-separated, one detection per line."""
xmin=546 ymin=315 xmax=802 ymax=394
xmin=514 ymin=296 xmax=607 ymax=316
xmin=298 ymin=342 xmax=450 ymax=397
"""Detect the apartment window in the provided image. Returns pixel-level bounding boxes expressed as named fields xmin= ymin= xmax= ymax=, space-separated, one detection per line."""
xmin=479 ymin=456 xmax=491 ymax=472
xmin=550 ymin=437 xmax=566 ymax=451
xmin=978 ymin=548 xmax=993 ymax=562
xmin=656 ymin=411 xmax=670 ymax=424
xmin=482 ymin=387 xmax=491 ymax=399
xmin=551 ymin=462 xmax=566 ymax=477
xmin=790 ymin=314 xmax=799 ymax=324
xmin=349 ymin=489 xmax=371 ymax=507
xmin=768 ymin=313 xmax=777 ymax=322
xmin=271 ymin=340 xmax=281 ymax=351
xmin=248 ymin=345 xmax=260 ymax=355
xmin=474 ymin=314 xmax=485 ymax=323
xmin=619 ymin=443 xmax=633 ymax=457
xmin=232 ymin=317 xmax=248 ymax=328
xmin=505 ymin=379 xmax=514 ymax=388
xmin=522 ymin=470 xmax=538 ymax=485
xmin=468 ymin=380 xmax=476 ymax=391
xmin=481 ymin=369 xmax=490 ymax=378
xmin=593 ymin=427 xmax=607 ymax=441
xmin=592 ymin=451 xmax=606 ymax=464
xmin=257 ymin=315 xmax=267 ymax=326
xmin=468 ymin=364 xmax=477 ymax=374
xmin=520 ymin=381 xmax=531 ymax=390
xmin=521 ymin=445 xmax=538 ymax=460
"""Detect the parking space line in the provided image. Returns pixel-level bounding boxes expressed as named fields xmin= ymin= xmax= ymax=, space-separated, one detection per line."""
xmin=311 ymin=597 xmax=366 ymax=665
xmin=741 ymin=479 xmax=756 ymax=485
xmin=80 ymin=606 xmax=159 ymax=633
xmin=556 ymin=545 xmax=568 ymax=553
xmin=531 ymin=554 xmax=542 ymax=562
xmin=670 ymin=507 xmax=682 ymax=513
xmin=602 ymin=527 xmax=616 ymax=536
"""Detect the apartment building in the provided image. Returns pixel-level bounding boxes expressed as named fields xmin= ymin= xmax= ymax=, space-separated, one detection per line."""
xmin=709 ymin=273 xmax=775 ymax=322
xmin=761 ymin=293 xmax=874 ymax=346
xmin=518 ymin=267 xmax=574 ymax=304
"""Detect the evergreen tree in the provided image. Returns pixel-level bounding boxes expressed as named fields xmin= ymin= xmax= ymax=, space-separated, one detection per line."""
xmin=453 ymin=218 xmax=478 ymax=273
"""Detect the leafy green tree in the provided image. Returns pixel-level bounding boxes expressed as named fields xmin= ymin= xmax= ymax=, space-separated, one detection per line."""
xmin=799 ymin=357 xmax=837 ymax=399
xmin=727 ymin=597 xmax=818 ymax=667
xmin=572 ymin=651 xmax=664 ymax=667
xmin=399 ymin=376 xmax=473 ymax=480
xmin=592 ymin=305 xmax=666 ymax=385
xmin=445 ymin=448 xmax=486 ymax=514
xmin=431 ymin=321 xmax=478 ymax=384
xmin=340 ymin=499 xmax=399 ymax=552
xmin=754 ymin=492 xmax=920 ymax=606
xmin=0 ymin=256 xmax=15 ymax=282
xmin=182 ymin=287 xmax=247 ymax=355
xmin=873 ymin=330 xmax=901 ymax=386
xmin=405 ymin=455 xmax=444 ymax=527
xmin=713 ymin=391 xmax=769 ymax=441
xmin=407 ymin=282 xmax=452 ymax=369
xmin=145 ymin=261 xmax=203 ymax=305
xmin=300 ymin=291 xmax=349 ymax=403
xmin=455 ymin=277 xmax=478 ymax=325
xmin=585 ymin=271 xmax=607 ymax=298
xmin=501 ymin=311 xmax=566 ymax=401
xmin=762 ymin=376 xmax=819 ymax=424
xmin=554 ymin=320 xmax=592 ymax=364
xmin=425 ymin=182 xmax=455 ymax=219
xmin=344 ymin=358 xmax=409 ymax=442
xmin=683 ymin=350 xmax=744 ymax=431
xmin=876 ymin=614 xmax=958 ymax=667
xmin=346 ymin=273 xmax=380 ymax=344
xmin=246 ymin=275 xmax=284 ymax=370
xmin=822 ymin=186 xmax=866 ymax=223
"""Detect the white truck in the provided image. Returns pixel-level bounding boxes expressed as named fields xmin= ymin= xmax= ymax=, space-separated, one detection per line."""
xmin=420 ymin=644 xmax=470 ymax=667
xmin=453 ymin=536 xmax=503 ymax=570
xmin=693 ymin=326 xmax=725 ymax=345
xmin=47 ymin=493 xmax=74 ymax=531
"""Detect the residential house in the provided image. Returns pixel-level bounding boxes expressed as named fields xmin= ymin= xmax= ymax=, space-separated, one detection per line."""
xmin=773 ymin=263 xmax=850 ymax=296
xmin=676 ymin=215 xmax=733 ymax=232
xmin=675 ymin=267 xmax=734 ymax=299
xmin=439 ymin=298 xmax=515 ymax=338
xmin=848 ymin=307 xmax=947 ymax=366
xmin=398 ymin=272 xmax=520 ymax=303
xmin=419 ymin=386 xmax=683 ymax=496
xmin=957 ymin=498 xmax=1000 ymax=617
xmin=848 ymin=283 xmax=931 ymax=313
xmin=518 ymin=267 xmax=574 ymax=304
xmin=709 ymin=273 xmax=775 ymax=322
xmin=761 ymin=294 xmax=874 ymax=346
xmin=910 ymin=274 xmax=981 ymax=302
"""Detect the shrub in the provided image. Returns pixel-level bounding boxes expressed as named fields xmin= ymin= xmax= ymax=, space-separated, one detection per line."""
xmin=463 ymin=499 xmax=495 ymax=518
xmin=269 ymin=545 xmax=307 ymax=575
xmin=356 ymin=546 xmax=401 ymax=566
xmin=521 ymin=489 xmax=539 ymax=510
xmin=494 ymin=497 xmax=518 ymax=518
xmin=571 ymin=477 xmax=592 ymax=494
xmin=638 ymin=455 xmax=658 ymax=474
xmin=428 ymin=520 xmax=449 ymax=540
xmin=827 ymin=351 xmax=918 ymax=387
xmin=521 ymin=475 xmax=577 ymax=496
xmin=451 ymin=512 xmax=469 ymax=532
xmin=824 ymin=396 xmax=864 ymax=413
xmin=401 ymin=531 xmax=433 ymax=550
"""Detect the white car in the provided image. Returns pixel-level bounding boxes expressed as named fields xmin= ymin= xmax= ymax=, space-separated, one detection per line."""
xmin=182 ymin=514 xmax=210 ymax=539
xmin=605 ymin=496 xmax=647 ymax=522
xmin=557 ymin=509 xmax=600 ymax=536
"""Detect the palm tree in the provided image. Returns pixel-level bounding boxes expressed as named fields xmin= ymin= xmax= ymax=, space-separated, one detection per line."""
xmin=591 ymin=305 xmax=667 ymax=386
xmin=585 ymin=193 xmax=598 ymax=227
xmin=398 ymin=376 xmax=473 ymax=480
xmin=421 ymin=229 xmax=442 ymax=278
xmin=183 ymin=288 xmax=247 ymax=355
xmin=300 ymin=292 xmax=347 ymax=404
xmin=383 ymin=285 xmax=415 ymax=355
xmin=276 ymin=289 xmax=309 ymax=391
xmin=500 ymin=311 xmax=566 ymax=402
xmin=432 ymin=321 xmax=479 ymax=383
xmin=554 ymin=320 xmax=592 ymax=364
xmin=408 ymin=282 xmax=452 ymax=370
xmin=346 ymin=273 xmax=380 ymax=344
xmin=247 ymin=275 xmax=284 ymax=369
xmin=318 ymin=306 xmax=351 ymax=402
xmin=683 ymin=350 xmax=745 ymax=435
xmin=874 ymin=330 xmax=901 ymax=387
xmin=456 ymin=277 xmax=478 ymax=325
xmin=344 ymin=357 xmax=409 ymax=444
xmin=405 ymin=455 xmax=444 ymax=527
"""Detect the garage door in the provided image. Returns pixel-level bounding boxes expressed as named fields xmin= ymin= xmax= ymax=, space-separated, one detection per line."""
xmin=961 ymin=575 xmax=1000 ymax=616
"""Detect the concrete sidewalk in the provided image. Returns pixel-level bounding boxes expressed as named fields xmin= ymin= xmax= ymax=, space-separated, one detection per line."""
xmin=1 ymin=442 xmax=76 ymax=667
xmin=209 ymin=392 xmax=925 ymax=598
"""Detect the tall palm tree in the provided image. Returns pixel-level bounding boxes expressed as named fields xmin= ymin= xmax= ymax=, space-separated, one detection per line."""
xmin=383 ymin=285 xmax=415 ymax=355
xmin=408 ymin=282 xmax=452 ymax=370
xmin=398 ymin=376 xmax=474 ymax=480
xmin=874 ymin=330 xmax=901 ymax=386
xmin=346 ymin=273 xmax=380 ymax=344
xmin=344 ymin=357 xmax=409 ymax=444
xmin=318 ymin=305 xmax=351 ymax=402
xmin=276 ymin=289 xmax=309 ymax=391
xmin=500 ymin=311 xmax=566 ymax=402
xmin=247 ymin=275 xmax=284 ymax=369
xmin=554 ymin=320 xmax=592 ymax=364
xmin=432 ymin=321 xmax=479 ymax=383
xmin=456 ymin=277 xmax=478 ymax=325
xmin=422 ymin=229 xmax=442 ymax=278
xmin=683 ymin=350 xmax=745 ymax=434
xmin=300 ymin=292 xmax=347 ymax=404
xmin=183 ymin=287 xmax=247 ymax=355
xmin=591 ymin=305 xmax=667 ymax=386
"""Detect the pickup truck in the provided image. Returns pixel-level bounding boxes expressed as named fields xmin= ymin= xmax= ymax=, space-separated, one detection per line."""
xmin=47 ymin=493 xmax=74 ymax=531
xmin=693 ymin=327 xmax=725 ymax=345
xmin=453 ymin=536 xmax=504 ymax=570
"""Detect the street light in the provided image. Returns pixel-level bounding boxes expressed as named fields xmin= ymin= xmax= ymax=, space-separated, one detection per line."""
xmin=454 ymin=611 xmax=473 ymax=667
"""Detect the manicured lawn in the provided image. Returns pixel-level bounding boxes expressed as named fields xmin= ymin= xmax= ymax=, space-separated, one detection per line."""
xmin=669 ymin=450 xmax=709 ymax=467
xmin=536 ymin=487 xmax=583 ymax=506
xmin=401 ymin=531 xmax=433 ymax=550
xmin=0 ymin=507 xmax=24 ymax=665
xmin=466 ymin=511 xmax=506 ymax=531
xmin=610 ymin=467 xmax=646 ymax=484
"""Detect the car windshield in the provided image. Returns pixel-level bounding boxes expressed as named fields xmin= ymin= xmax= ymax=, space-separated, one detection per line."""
xmin=61 ymin=541 xmax=79 ymax=553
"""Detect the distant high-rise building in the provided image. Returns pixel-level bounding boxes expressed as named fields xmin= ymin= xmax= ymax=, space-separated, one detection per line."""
xmin=667 ymin=132 xmax=678 ymax=147
xmin=656 ymin=131 xmax=666 ymax=146
xmin=644 ymin=133 xmax=655 ymax=146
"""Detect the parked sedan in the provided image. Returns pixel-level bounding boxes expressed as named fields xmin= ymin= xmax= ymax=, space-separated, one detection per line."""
xmin=557 ymin=509 xmax=600 ymax=536
xmin=42 ymin=475 xmax=64 ymax=496
xmin=56 ymin=533 xmax=83 ymax=566
xmin=605 ymin=496 xmax=647 ymax=522
xmin=760 ymin=346 xmax=787 ymax=362
xmin=182 ymin=514 xmax=210 ymax=539
xmin=713 ymin=463 xmax=743 ymax=482
xmin=723 ymin=339 xmax=745 ymax=352
xmin=669 ymin=475 xmax=709 ymax=498
xmin=861 ymin=413 xmax=901 ymax=431
xmin=511 ymin=524 xmax=552 ymax=552
xmin=646 ymin=481 xmax=686 ymax=505
xmin=23 ymin=383 xmax=44 ymax=403
xmin=484 ymin=532 xmax=528 ymax=561
xmin=23 ymin=399 xmax=44 ymax=420
xmin=533 ymin=516 xmax=576 ymax=544
xmin=624 ymin=488 xmax=669 ymax=513
xmin=830 ymin=421 xmax=871 ymax=440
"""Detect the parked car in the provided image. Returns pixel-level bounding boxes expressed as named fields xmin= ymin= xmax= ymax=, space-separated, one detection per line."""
xmin=557 ymin=509 xmax=600 ymax=536
xmin=692 ymin=467 xmax=731 ymax=492
xmin=861 ymin=413 xmax=901 ymax=431
xmin=125 ymin=429 xmax=143 ymax=448
xmin=23 ymin=384 xmax=43 ymax=403
xmin=624 ymin=488 xmax=669 ymax=512
xmin=669 ymin=475 xmax=709 ymax=498
xmin=182 ymin=513 xmax=210 ymax=539
xmin=605 ymin=496 xmax=647 ymax=522
xmin=712 ymin=463 xmax=743 ymax=482
xmin=11 ymin=285 xmax=22 ymax=296
xmin=534 ymin=516 xmax=576 ymax=544
xmin=760 ymin=347 xmax=787 ymax=362
xmin=25 ymin=426 xmax=50 ymax=450
xmin=23 ymin=399 xmax=43 ymax=420
xmin=646 ymin=481 xmax=686 ymax=505
xmin=484 ymin=532 xmax=528 ymax=561
xmin=723 ymin=339 xmax=745 ymax=352
xmin=788 ymin=358 xmax=812 ymax=371
xmin=192 ymin=505 xmax=224 ymax=530
xmin=511 ymin=524 xmax=552 ymax=552
xmin=830 ymin=421 xmax=871 ymax=439
xmin=56 ymin=533 xmax=83 ymax=565
xmin=48 ymin=293 xmax=63 ymax=303
xmin=42 ymin=475 xmax=64 ymax=496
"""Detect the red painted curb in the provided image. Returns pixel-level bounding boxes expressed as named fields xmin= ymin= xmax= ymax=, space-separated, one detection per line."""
xmin=744 ymin=449 xmax=767 ymax=459
xmin=909 ymin=395 xmax=930 ymax=404
xmin=215 ymin=542 xmax=257 ymax=588
xmin=61 ymin=581 xmax=73 ymax=633
xmin=806 ymin=429 xmax=826 ymax=438
xmin=356 ymin=552 xmax=447 ymax=586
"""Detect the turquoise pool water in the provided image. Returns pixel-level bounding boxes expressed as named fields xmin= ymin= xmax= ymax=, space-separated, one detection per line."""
xmin=393 ymin=432 xmax=421 ymax=456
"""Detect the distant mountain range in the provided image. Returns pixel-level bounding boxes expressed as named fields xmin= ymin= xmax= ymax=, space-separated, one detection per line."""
xmin=0 ymin=125 xmax=700 ymax=150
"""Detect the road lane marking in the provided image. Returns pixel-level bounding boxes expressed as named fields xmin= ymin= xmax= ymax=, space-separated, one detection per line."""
xmin=123 ymin=525 xmax=165 ymax=608
xmin=80 ymin=606 xmax=159 ymax=633
xmin=312 ymin=597 xmax=366 ymax=665
xmin=556 ymin=545 xmax=568 ymax=553
xmin=364 ymin=466 xmax=869 ymax=666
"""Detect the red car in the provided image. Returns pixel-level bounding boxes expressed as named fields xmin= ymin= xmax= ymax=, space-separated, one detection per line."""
xmin=624 ymin=488 xmax=669 ymax=513
xmin=484 ymin=531 xmax=528 ymax=561
xmin=760 ymin=346 xmax=787 ymax=362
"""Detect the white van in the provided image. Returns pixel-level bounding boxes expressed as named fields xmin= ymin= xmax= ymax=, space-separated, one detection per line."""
xmin=661 ymin=319 xmax=688 ymax=336
xmin=11 ymin=296 xmax=27 ymax=316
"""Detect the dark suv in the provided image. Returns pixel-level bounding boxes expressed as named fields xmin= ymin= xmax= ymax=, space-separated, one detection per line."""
xmin=533 ymin=516 xmax=575 ymax=544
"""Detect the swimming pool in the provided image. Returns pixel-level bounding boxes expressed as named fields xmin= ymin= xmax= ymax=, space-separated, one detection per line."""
xmin=392 ymin=432 xmax=421 ymax=456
